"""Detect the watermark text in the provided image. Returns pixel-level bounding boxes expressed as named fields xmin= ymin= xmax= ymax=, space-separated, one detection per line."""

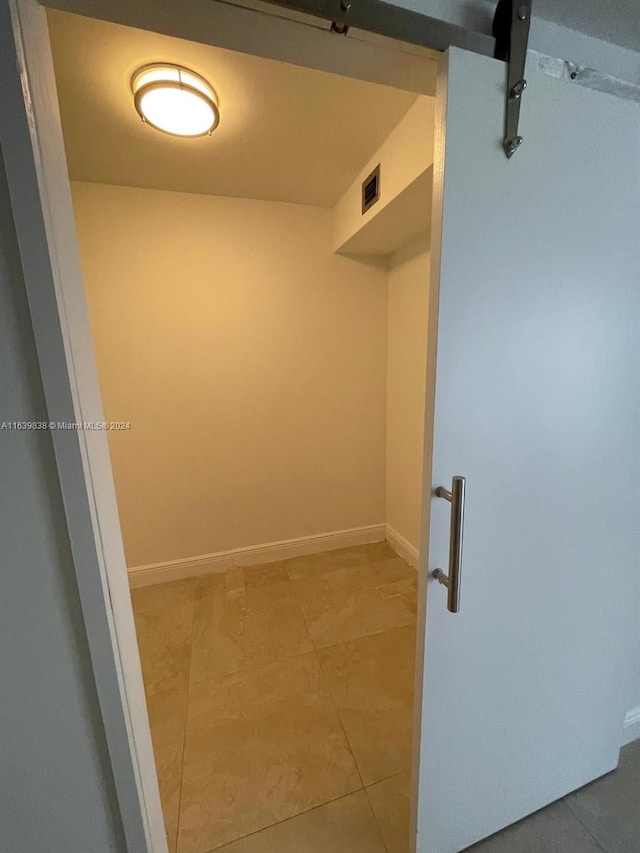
xmin=1 ymin=421 xmax=132 ymax=431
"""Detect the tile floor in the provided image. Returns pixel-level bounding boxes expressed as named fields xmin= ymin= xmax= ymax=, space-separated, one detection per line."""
xmin=131 ymin=542 xmax=640 ymax=853
xmin=131 ymin=542 xmax=417 ymax=853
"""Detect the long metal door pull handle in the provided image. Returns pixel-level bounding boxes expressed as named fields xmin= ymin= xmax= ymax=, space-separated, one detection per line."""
xmin=432 ymin=475 xmax=466 ymax=613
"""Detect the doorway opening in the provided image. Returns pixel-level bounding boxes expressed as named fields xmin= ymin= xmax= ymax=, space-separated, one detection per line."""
xmin=47 ymin=8 xmax=435 ymax=852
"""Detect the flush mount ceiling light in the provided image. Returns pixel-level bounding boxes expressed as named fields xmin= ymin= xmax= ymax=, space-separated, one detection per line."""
xmin=132 ymin=64 xmax=219 ymax=138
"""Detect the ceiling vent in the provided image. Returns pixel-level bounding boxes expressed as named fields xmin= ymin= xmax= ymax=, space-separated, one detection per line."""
xmin=362 ymin=164 xmax=380 ymax=215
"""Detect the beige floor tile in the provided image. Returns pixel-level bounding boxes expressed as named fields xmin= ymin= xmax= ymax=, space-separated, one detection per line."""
xmin=373 ymin=557 xmax=417 ymax=585
xmin=282 ymin=548 xmax=370 ymax=581
xmin=338 ymin=545 xmax=381 ymax=563
xmin=224 ymin=568 xmax=246 ymax=600
xmin=131 ymin=577 xmax=196 ymax=698
xmin=146 ymin=688 xmax=189 ymax=853
xmin=281 ymin=554 xmax=319 ymax=581
xmin=399 ymin=590 xmax=418 ymax=612
xmin=318 ymin=625 xmax=416 ymax=785
xmin=194 ymin=570 xmax=227 ymax=596
xmin=366 ymin=772 xmax=412 ymax=853
xmin=131 ymin=577 xmax=197 ymax=614
xmin=292 ymin=563 xmax=416 ymax=649
xmin=377 ymin=576 xmax=418 ymax=599
xmin=189 ymin=576 xmax=313 ymax=684
xmin=358 ymin=541 xmax=398 ymax=563
xmin=178 ymin=652 xmax=362 ymax=853
xmin=242 ymin=562 xmax=289 ymax=588
xmin=218 ymin=791 xmax=387 ymax=853
xmin=314 ymin=547 xmax=374 ymax=570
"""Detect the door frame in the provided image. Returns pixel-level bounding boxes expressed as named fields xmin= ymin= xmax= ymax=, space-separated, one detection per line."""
xmin=0 ymin=0 xmax=466 ymax=850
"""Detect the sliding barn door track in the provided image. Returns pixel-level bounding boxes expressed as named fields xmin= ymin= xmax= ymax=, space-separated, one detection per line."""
xmin=261 ymin=0 xmax=640 ymax=162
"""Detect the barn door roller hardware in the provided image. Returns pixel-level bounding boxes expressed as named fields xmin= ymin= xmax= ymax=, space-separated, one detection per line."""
xmin=330 ymin=0 xmax=351 ymax=33
xmin=493 ymin=0 xmax=532 ymax=158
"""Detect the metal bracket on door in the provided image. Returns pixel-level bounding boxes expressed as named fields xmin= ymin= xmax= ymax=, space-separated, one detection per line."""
xmin=493 ymin=0 xmax=532 ymax=158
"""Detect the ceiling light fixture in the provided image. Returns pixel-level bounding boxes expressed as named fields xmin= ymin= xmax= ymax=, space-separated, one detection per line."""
xmin=132 ymin=63 xmax=219 ymax=138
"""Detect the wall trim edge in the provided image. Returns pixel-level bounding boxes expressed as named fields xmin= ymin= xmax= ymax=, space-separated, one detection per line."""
xmin=385 ymin=524 xmax=420 ymax=568
xmin=622 ymin=705 xmax=640 ymax=745
xmin=128 ymin=523 xmax=386 ymax=587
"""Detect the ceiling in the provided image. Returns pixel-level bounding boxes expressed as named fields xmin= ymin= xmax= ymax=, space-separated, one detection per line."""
xmin=519 ymin=0 xmax=640 ymax=53
xmin=392 ymin=0 xmax=640 ymax=54
xmin=489 ymin=0 xmax=640 ymax=52
xmin=47 ymin=10 xmax=417 ymax=207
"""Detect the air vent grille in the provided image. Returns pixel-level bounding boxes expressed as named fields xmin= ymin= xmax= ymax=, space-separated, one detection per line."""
xmin=362 ymin=164 xmax=380 ymax=215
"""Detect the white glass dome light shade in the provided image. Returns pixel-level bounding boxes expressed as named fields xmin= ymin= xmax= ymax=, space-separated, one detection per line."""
xmin=132 ymin=64 xmax=220 ymax=137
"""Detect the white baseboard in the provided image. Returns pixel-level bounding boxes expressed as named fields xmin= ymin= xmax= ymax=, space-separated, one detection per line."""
xmin=622 ymin=705 xmax=640 ymax=745
xmin=128 ymin=523 xmax=386 ymax=588
xmin=385 ymin=524 xmax=420 ymax=568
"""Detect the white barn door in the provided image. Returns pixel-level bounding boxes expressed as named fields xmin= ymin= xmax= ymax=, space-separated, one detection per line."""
xmin=416 ymin=47 xmax=640 ymax=852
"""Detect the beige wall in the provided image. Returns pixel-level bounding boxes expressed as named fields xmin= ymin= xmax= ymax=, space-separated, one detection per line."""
xmin=72 ymin=182 xmax=387 ymax=568
xmin=385 ymin=239 xmax=430 ymax=555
